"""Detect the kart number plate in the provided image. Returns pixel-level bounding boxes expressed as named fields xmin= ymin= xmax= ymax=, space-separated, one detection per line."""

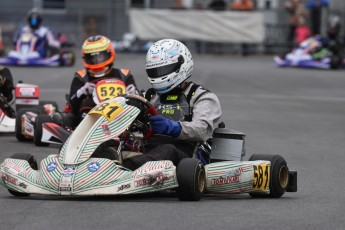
xmin=96 ymin=82 xmax=126 ymax=102
xmin=251 ymin=162 xmax=270 ymax=191
xmin=89 ymin=102 xmax=123 ymax=121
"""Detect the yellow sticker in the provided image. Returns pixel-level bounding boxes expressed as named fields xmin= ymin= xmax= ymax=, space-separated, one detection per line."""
xmin=88 ymin=102 xmax=123 ymax=121
xmin=96 ymin=83 xmax=126 ymax=102
xmin=251 ymin=162 xmax=270 ymax=191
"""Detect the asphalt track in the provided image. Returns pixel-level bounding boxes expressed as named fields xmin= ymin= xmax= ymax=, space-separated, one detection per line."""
xmin=1 ymin=53 xmax=345 ymax=230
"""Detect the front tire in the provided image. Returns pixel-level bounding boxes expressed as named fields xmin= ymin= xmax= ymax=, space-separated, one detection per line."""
xmin=8 ymin=153 xmax=38 ymax=196
xmin=249 ymin=154 xmax=289 ymax=198
xmin=177 ymin=158 xmax=205 ymax=201
xmin=34 ymin=114 xmax=52 ymax=146
xmin=15 ymin=108 xmax=39 ymax=142
xmin=330 ymin=56 xmax=342 ymax=69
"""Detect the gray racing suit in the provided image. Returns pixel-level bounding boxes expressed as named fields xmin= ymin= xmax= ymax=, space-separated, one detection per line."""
xmin=122 ymin=82 xmax=222 ymax=170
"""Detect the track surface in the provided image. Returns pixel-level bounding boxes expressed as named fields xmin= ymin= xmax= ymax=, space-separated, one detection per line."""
xmin=1 ymin=54 xmax=345 ymax=230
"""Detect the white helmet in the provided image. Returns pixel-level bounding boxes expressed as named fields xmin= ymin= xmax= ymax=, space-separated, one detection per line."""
xmin=145 ymin=39 xmax=193 ymax=94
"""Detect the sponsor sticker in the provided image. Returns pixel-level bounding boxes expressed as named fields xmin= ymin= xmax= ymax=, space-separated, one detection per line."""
xmin=134 ymin=172 xmax=172 ymax=188
xmin=19 ymin=87 xmax=35 ymax=97
xmin=47 ymin=162 xmax=57 ymax=172
xmin=60 ymin=187 xmax=72 ymax=191
xmin=62 ymin=166 xmax=76 ymax=177
xmin=225 ymin=167 xmax=244 ymax=177
xmin=211 ymin=175 xmax=240 ymax=185
xmin=19 ymin=182 xmax=27 ymax=189
xmin=1 ymin=173 xmax=18 ymax=185
xmin=134 ymin=161 xmax=172 ymax=178
xmin=118 ymin=183 xmax=131 ymax=192
xmin=87 ymin=162 xmax=100 ymax=173
xmin=101 ymin=123 xmax=111 ymax=136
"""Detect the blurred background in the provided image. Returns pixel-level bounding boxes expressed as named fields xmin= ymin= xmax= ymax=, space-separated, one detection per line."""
xmin=0 ymin=0 xmax=344 ymax=56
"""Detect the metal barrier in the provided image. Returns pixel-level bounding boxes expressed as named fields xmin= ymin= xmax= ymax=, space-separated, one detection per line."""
xmin=264 ymin=23 xmax=293 ymax=54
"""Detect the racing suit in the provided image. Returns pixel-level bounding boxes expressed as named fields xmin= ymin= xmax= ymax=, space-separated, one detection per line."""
xmin=13 ymin=25 xmax=61 ymax=57
xmin=122 ymin=82 xmax=222 ymax=170
xmin=0 ymin=66 xmax=14 ymax=102
xmin=0 ymin=66 xmax=14 ymax=117
xmin=69 ymin=68 xmax=139 ymax=126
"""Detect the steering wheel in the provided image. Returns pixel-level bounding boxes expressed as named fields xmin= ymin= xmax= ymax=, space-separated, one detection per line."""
xmin=124 ymin=94 xmax=157 ymax=140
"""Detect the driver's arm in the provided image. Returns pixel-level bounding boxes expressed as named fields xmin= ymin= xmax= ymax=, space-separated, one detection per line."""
xmin=123 ymin=71 xmax=140 ymax=95
xmin=177 ymin=89 xmax=222 ymax=142
xmin=69 ymin=74 xmax=86 ymax=115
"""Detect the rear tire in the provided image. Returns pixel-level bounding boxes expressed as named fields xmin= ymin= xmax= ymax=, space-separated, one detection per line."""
xmin=177 ymin=158 xmax=205 ymax=201
xmin=249 ymin=154 xmax=289 ymax=198
xmin=34 ymin=114 xmax=52 ymax=146
xmin=8 ymin=153 xmax=38 ymax=196
xmin=15 ymin=108 xmax=39 ymax=142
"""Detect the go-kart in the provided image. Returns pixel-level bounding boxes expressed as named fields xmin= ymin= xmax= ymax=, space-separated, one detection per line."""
xmin=0 ymin=32 xmax=74 ymax=67
xmin=30 ymin=79 xmax=128 ymax=146
xmin=274 ymin=37 xmax=345 ymax=69
xmin=1 ymin=82 xmax=57 ymax=134
xmin=14 ymin=82 xmax=59 ymax=141
xmin=0 ymin=94 xmax=297 ymax=200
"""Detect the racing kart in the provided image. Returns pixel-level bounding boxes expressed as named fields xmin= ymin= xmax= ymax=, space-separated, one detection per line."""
xmin=14 ymin=82 xmax=59 ymax=141
xmin=22 ymin=78 xmax=128 ymax=146
xmin=1 ymin=82 xmax=57 ymax=134
xmin=0 ymin=94 xmax=297 ymax=200
xmin=274 ymin=37 xmax=345 ymax=69
xmin=0 ymin=32 xmax=74 ymax=67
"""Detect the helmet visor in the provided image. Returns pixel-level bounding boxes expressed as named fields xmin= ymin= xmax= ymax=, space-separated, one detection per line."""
xmin=84 ymin=50 xmax=111 ymax=65
xmin=30 ymin=18 xmax=38 ymax=26
xmin=146 ymin=56 xmax=184 ymax=78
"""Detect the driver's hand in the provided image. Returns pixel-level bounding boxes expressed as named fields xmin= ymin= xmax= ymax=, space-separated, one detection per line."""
xmin=77 ymin=82 xmax=95 ymax=98
xmin=149 ymin=115 xmax=181 ymax=138
xmin=126 ymin=84 xmax=138 ymax=95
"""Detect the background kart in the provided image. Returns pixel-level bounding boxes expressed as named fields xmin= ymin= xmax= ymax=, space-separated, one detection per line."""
xmin=0 ymin=95 xmax=297 ymax=200
xmin=14 ymin=82 xmax=59 ymax=141
xmin=0 ymin=32 xmax=75 ymax=67
xmin=274 ymin=37 xmax=345 ymax=69
xmin=1 ymin=82 xmax=57 ymax=133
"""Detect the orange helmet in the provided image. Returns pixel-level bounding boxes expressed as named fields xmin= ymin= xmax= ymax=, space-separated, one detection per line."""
xmin=81 ymin=35 xmax=116 ymax=78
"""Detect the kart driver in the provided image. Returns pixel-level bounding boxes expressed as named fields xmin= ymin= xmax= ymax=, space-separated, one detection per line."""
xmin=122 ymin=39 xmax=222 ymax=170
xmin=69 ymin=35 xmax=139 ymax=126
xmin=0 ymin=66 xmax=15 ymax=118
xmin=13 ymin=10 xmax=61 ymax=58
xmin=310 ymin=14 xmax=343 ymax=68
xmin=0 ymin=65 xmax=14 ymax=103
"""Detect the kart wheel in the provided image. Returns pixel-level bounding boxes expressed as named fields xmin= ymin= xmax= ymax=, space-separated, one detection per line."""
xmin=249 ymin=154 xmax=289 ymax=198
xmin=177 ymin=158 xmax=205 ymax=201
xmin=68 ymin=52 xmax=75 ymax=66
xmin=8 ymin=153 xmax=38 ymax=197
xmin=330 ymin=56 xmax=342 ymax=69
xmin=34 ymin=114 xmax=52 ymax=146
xmin=60 ymin=51 xmax=75 ymax=66
xmin=15 ymin=108 xmax=39 ymax=142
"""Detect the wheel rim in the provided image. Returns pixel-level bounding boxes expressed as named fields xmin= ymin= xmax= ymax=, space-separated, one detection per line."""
xmin=198 ymin=168 xmax=206 ymax=193
xmin=279 ymin=165 xmax=289 ymax=189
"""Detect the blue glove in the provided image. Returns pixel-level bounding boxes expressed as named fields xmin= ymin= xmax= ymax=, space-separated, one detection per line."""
xmin=149 ymin=115 xmax=181 ymax=137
